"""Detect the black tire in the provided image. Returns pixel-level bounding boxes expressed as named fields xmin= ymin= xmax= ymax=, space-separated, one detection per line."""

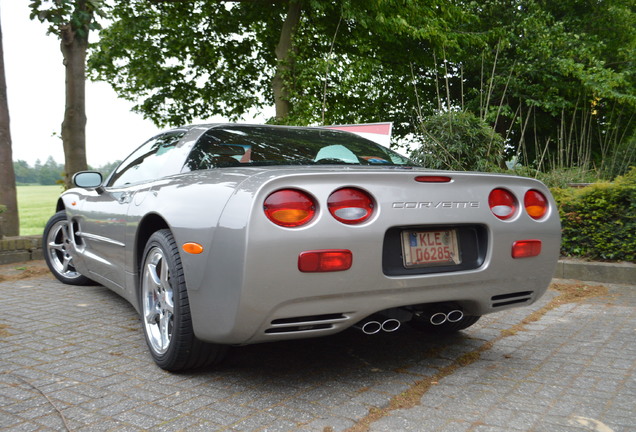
xmin=410 ymin=314 xmax=481 ymax=335
xmin=43 ymin=210 xmax=93 ymax=285
xmin=140 ymin=229 xmax=227 ymax=371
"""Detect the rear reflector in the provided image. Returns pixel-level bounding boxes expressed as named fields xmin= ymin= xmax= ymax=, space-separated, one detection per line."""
xmin=512 ymin=240 xmax=542 ymax=258
xmin=414 ymin=175 xmax=452 ymax=183
xmin=298 ymin=250 xmax=352 ymax=272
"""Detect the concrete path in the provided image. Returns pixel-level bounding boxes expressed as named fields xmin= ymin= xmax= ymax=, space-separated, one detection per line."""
xmin=1 ymin=269 xmax=634 ymax=431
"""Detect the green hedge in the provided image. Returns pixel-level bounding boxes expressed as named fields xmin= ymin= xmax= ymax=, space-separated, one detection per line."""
xmin=552 ymin=167 xmax=636 ymax=262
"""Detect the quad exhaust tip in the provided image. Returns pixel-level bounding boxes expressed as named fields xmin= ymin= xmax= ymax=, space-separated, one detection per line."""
xmin=356 ymin=318 xmax=402 ymax=335
xmin=360 ymin=320 xmax=382 ymax=335
xmin=355 ymin=306 xmax=464 ymax=335
xmin=382 ymin=318 xmax=401 ymax=332
xmin=430 ymin=309 xmax=464 ymax=326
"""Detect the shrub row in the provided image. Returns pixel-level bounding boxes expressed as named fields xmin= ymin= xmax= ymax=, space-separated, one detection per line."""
xmin=552 ymin=167 xmax=636 ymax=262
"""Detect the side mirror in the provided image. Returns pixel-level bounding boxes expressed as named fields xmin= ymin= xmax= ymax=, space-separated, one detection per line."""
xmin=73 ymin=171 xmax=103 ymax=192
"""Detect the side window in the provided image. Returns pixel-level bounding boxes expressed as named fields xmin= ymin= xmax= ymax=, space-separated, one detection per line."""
xmin=184 ymin=132 xmax=251 ymax=171
xmin=109 ymin=132 xmax=185 ymax=187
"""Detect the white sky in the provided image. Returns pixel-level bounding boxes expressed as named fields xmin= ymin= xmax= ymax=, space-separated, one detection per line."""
xmin=1 ymin=0 xmax=271 ymax=167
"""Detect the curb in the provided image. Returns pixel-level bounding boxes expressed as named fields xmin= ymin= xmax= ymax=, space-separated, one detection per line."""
xmin=0 ymin=236 xmax=43 ymax=265
xmin=554 ymin=259 xmax=636 ymax=285
xmin=1 ymin=236 xmax=633 ymax=285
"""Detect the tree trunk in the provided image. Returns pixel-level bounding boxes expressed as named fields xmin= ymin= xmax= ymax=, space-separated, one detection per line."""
xmin=272 ymin=1 xmax=303 ymax=121
xmin=0 ymin=19 xmax=20 ymax=237
xmin=60 ymin=24 xmax=89 ymax=188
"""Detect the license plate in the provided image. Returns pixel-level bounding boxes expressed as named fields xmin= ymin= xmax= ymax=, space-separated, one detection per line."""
xmin=401 ymin=229 xmax=461 ymax=268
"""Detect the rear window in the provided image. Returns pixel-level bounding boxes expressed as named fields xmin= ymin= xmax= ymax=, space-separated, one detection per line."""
xmin=184 ymin=125 xmax=415 ymax=171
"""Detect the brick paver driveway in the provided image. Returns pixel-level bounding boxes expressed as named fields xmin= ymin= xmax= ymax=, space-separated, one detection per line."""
xmin=1 ymin=269 xmax=634 ymax=431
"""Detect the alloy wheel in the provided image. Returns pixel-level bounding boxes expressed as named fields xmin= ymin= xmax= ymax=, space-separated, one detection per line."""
xmin=141 ymin=247 xmax=175 ymax=355
xmin=46 ymin=219 xmax=82 ymax=280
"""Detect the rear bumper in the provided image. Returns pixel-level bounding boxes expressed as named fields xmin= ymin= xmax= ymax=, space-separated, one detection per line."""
xmin=187 ymin=241 xmax=558 ymax=344
xmin=241 ymin=273 xmax=552 ymax=344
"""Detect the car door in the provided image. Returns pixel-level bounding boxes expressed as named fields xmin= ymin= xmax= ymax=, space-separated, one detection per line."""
xmin=77 ymin=131 xmax=186 ymax=290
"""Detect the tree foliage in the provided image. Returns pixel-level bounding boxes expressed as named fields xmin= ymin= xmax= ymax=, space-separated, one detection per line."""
xmin=451 ymin=0 xmax=636 ymax=175
xmin=88 ymin=0 xmax=636 ymax=176
xmin=88 ymin=0 xmax=473 ymax=138
xmin=29 ymin=0 xmax=103 ymax=36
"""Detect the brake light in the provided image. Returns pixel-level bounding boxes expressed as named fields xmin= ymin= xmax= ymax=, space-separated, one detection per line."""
xmin=328 ymin=188 xmax=374 ymax=224
xmin=512 ymin=240 xmax=542 ymax=258
xmin=298 ymin=250 xmax=352 ymax=272
xmin=524 ymin=190 xmax=548 ymax=220
xmin=264 ymin=189 xmax=316 ymax=227
xmin=414 ymin=175 xmax=452 ymax=183
xmin=489 ymin=188 xmax=517 ymax=220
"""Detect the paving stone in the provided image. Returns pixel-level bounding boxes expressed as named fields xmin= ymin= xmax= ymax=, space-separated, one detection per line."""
xmin=228 ymin=411 xmax=282 ymax=431
xmin=265 ymin=404 xmax=317 ymax=423
xmin=437 ymin=421 xmax=472 ymax=432
xmin=1 ymin=276 xmax=634 ymax=432
xmin=256 ymin=418 xmax=300 ymax=431
xmin=299 ymin=416 xmax=355 ymax=432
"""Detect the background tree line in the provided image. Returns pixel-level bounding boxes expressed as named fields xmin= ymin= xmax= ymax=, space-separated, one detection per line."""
xmin=12 ymin=158 xmax=119 ymax=186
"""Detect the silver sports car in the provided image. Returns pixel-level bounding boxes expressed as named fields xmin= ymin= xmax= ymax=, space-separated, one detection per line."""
xmin=44 ymin=124 xmax=561 ymax=371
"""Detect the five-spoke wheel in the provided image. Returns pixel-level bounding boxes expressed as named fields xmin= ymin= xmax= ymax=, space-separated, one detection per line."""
xmin=141 ymin=246 xmax=175 ymax=355
xmin=43 ymin=211 xmax=91 ymax=285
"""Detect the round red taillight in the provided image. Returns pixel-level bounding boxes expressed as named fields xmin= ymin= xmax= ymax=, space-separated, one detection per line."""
xmin=264 ymin=189 xmax=316 ymax=227
xmin=488 ymin=188 xmax=517 ymax=220
xmin=524 ymin=190 xmax=548 ymax=220
xmin=327 ymin=188 xmax=374 ymax=224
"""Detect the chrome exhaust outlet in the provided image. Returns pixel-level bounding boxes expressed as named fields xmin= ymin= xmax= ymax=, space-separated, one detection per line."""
xmin=430 ymin=312 xmax=448 ymax=326
xmin=446 ymin=309 xmax=464 ymax=323
xmin=428 ymin=308 xmax=464 ymax=326
xmin=358 ymin=320 xmax=382 ymax=335
xmin=356 ymin=309 xmax=412 ymax=334
xmin=381 ymin=319 xmax=401 ymax=332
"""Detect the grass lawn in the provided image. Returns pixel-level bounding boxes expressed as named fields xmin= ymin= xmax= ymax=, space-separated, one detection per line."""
xmin=17 ymin=185 xmax=63 ymax=236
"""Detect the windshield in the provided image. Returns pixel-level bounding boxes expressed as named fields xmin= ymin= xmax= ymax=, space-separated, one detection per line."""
xmin=184 ymin=125 xmax=416 ymax=171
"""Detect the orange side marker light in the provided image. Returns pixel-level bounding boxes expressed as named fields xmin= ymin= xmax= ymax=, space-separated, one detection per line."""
xmin=183 ymin=242 xmax=204 ymax=254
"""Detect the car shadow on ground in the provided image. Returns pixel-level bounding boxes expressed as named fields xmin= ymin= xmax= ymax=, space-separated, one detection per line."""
xmin=182 ymin=324 xmax=481 ymax=384
xmin=95 ymin=280 xmax=488 ymax=379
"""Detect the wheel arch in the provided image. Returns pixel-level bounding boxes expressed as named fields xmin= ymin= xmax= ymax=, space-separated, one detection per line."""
xmin=55 ymin=198 xmax=65 ymax=213
xmin=135 ymin=213 xmax=170 ymax=278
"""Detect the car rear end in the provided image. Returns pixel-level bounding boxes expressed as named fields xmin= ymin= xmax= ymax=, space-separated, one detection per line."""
xmin=187 ymin=167 xmax=561 ymax=344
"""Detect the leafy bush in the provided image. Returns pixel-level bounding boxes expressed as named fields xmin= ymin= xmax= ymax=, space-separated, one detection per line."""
xmin=553 ymin=167 xmax=636 ymax=262
xmin=502 ymin=166 xmax=602 ymax=189
xmin=535 ymin=168 xmax=601 ymax=189
xmin=410 ymin=111 xmax=505 ymax=172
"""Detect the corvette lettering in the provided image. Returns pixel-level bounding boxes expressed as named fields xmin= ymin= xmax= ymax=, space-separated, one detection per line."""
xmin=392 ymin=201 xmax=480 ymax=209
